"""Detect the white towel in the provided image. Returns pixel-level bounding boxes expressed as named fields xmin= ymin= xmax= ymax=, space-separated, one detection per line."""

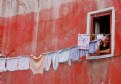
xmin=45 ymin=53 xmax=53 ymax=71
xmin=89 ymin=41 xmax=97 ymax=53
xmin=6 ymin=57 xmax=19 ymax=71
xmin=78 ymin=34 xmax=90 ymax=49
xmin=0 ymin=58 xmax=6 ymax=72
xmin=52 ymin=52 xmax=59 ymax=71
xmin=70 ymin=47 xmax=80 ymax=62
xmin=18 ymin=56 xmax=30 ymax=70
xmin=59 ymin=49 xmax=70 ymax=63
xmin=97 ymin=34 xmax=104 ymax=40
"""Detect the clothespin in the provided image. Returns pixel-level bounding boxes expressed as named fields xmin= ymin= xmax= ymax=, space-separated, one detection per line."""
xmin=30 ymin=54 xmax=36 ymax=59
xmin=30 ymin=54 xmax=43 ymax=60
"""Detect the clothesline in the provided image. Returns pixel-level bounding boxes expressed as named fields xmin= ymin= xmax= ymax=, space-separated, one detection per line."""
xmin=1 ymin=53 xmax=121 ymax=73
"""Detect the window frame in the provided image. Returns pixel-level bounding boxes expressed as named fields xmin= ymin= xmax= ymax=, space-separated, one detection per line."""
xmin=86 ymin=7 xmax=115 ymax=60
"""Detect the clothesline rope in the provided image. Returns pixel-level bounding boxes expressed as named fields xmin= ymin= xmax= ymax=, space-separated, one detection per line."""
xmin=2 ymin=54 xmax=121 ymax=63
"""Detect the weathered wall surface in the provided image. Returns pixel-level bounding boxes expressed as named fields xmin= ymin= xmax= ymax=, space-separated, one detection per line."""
xmin=0 ymin=0 xmax=121 ymax=84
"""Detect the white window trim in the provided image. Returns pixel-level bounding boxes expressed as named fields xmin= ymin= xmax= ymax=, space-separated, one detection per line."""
xmin=86 ymin=7 xmax=115 ymax=60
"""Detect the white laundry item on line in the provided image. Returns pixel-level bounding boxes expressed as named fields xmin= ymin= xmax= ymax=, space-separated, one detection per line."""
xmin=70 ymin=47 xmax=80 ymax=62
xmin=97 ymin=34 xmax=107 ymax=41
xmin=6 ymin=57 xmax=19 ymax=71
xmin=58 ymin=49 xmax=70 ymax=63
xmin=97 ymin=34 xmax=104 ymax=40
xmin=78 ymin=34 xmax=90 ymax=49
xmin=52 ymin=52 xmax=59 ymax=71
xmin=89 ymin=40 xmax=97 ymax=54
xmin=18 ymin=56 xmax=30 ymax=70
xmin=0 ymin=58 xmax=6 ymax=72
xmin=45 ymin=53 xmax=53 ymax=71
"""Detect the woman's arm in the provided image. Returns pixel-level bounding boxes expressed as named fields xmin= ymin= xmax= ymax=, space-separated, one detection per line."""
xmin=99 ymin=49 xmax=110 ymax=55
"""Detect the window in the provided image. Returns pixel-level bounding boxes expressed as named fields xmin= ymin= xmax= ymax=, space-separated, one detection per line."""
xmin=92 ymin=14 xmax=110 ymax=34
xmin=86 ymin=7 xmax=115 ymax=59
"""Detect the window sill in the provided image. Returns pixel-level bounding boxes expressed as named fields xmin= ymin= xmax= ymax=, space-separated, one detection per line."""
xmin=86 ymin=54 xmax=113 ymax=60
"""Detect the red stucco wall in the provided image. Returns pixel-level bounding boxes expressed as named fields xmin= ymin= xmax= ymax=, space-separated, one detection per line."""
xmin=0 ymin=0 xmax=121 ymax=84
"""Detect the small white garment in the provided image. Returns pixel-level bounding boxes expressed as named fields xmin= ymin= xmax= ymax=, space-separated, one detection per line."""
xmin=18 ymin=56 xmax=30 ymax=70
xmin=70 ymin=47 xmax=80 ymax=62
xmin=78 ymin=34 xmax=90 ymax=49
xmin=52 ymin=52 xmax=59 ymax=71
xmin=45 ymin=53 xmax=53 ymax=71
xmin=97 ymin=34 xmax=105 ymax=41
xmin=79 ymin=49 xmax=89 ymax=56
xmin=45 ymin=52 xmax=59 ymax=71
xmin=89 ymin=40 xmax=97 ymax=53
xmin=97 ymin=34 xmax=103 ymax=39
xmin=0 ymin=58 xmax=6 ymax=72
xmin=6 ymin=57 xmax=19 ymax=71
xmin=95 ymin=39 xmax=101 ymax=50
xmin=58 ymin=49 xmax=70 ymax=63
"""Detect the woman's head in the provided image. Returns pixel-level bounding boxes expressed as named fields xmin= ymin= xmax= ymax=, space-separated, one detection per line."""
xmin=104 ymin=35 xmax=110 ymax=45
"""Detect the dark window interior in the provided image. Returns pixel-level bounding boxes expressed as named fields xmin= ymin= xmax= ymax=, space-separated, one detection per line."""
xmin=93 ymin=15 xmax=110 ymax=34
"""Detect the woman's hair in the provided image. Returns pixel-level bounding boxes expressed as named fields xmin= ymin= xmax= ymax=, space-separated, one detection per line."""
xmin=104 ymin=34 xmax=110 ymax=41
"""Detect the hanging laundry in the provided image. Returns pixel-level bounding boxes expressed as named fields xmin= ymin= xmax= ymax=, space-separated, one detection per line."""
xmin=45 ymin=53 xmax=53 ymax=71
xmin=95 ymin=39 xmax=102 ymax=50
xmin=18 ymin=56 xmax=30 ymax=70
xmin=6 ymin=57 xmax=19 ymax=71
xmin=69 ymin=46 xmax=90 ymax=63
xmin=78 ymin=34 xmax=90 ymax=49
xmin=89 ymin=39 xmax=102 ymax=54
xmin=70 ymin=47 xmax=80 ymax=62
xmin=0 ymin=58 xmax=6 ymax=72
xmin=58 ymin=49 xmax=70 ymax=63
xmin=45 ymin=52 xmax=60 ymax=71
xmin=30 ymin=54 xmax=46 ymax=74
xmin=97 ymin=34 xmax=107 ymax=42
xmin=52 ymin=52 xmax=59 ymax=71
xmin=89 ymin=40 xmax=97 ymax=54
xmin=79 ymin=49 xmax=89 ymax=57
xmin=97 ymin=34 xmax=104 ymax=40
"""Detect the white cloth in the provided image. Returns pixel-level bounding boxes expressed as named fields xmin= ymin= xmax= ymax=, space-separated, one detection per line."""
xmin=78 ymin=34 xmax=90 ymax=49
xmin=95 ymin=39 xmax=101 ymax=50
xmin=52 ymin=52 xmax=59 ymax=71
xmin=58 ymin=49 xmax=70 ymax=63
xmin=97 ymin=34 xmax=105 ymax=41
xmin=79 ymin=49 xmax=89 ymax=56
xmin=45 ymin=52 xmax=59 ymax=71
xmin=0 ymin=58 xmax=6 ymax=72
xmin=45 ymin=53 xmax=53 ymax=71
xmin=18 ymin=56 xmax=30 ymax=70
xmin=69 ymin=47 xmax=80 ymax=64
xmin=89 ymin=40 xmax=97 ymax=53
xmin=6 ymin=57 xmax=19 ymax=71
